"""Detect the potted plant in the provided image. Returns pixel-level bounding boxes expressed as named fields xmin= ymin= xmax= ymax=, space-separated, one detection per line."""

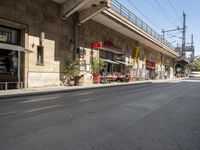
xmin=64 ymin=59 xmax=80 ymax=86
xmin=91 ymin=57 xmax=105 ymax=84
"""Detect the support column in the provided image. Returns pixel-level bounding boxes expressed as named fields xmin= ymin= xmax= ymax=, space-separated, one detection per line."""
xmin=160 ymin=53 xmax=163 ymax=79
xmin=23 ymin=30 xmax=29 ymax=88
xmin=17 ymin=51 xmax=21 ymax=88
xmin=74 ymin=12 xmax=79 ymax=59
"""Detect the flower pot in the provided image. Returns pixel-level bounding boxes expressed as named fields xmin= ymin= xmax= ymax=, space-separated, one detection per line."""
xmin=75 ymin=76 xmax=84 ymax=86
xmin=93 ymin=73 xmax=100 ymax=84
xmin=68 ymin=80 xmax=75 ymax=86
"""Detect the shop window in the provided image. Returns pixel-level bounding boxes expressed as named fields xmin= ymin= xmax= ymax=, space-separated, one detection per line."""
xmin=0 ymin=50 xmax=18 ymax=75
xmin=113 ymin=54 xmax=123 ymax=61
xmin=36 ymin=46 xmax=44 ymax=65
xmin=99 ymin=50 xmax=107 ymax=59
xmin=107 ymin=52 xmax=113 ymax=60
xmin=0 ymin=26 xmax=20 ymax=45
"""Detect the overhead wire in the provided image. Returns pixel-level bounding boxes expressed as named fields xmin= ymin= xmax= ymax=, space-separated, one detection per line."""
xmin=153 ymin=0 xmax=177 ymax=28
xmin=146 ymin=0 xmax=182 ymax=34
xmin=167 ymin=0 xmax=182 ymax=23
xmin=125 ymin=0 xmax=161 ymax=30
xmin=146 ymin=0 xmax=167 ymax=19
xmin=123 ymin=0 xmax=182 ymax=46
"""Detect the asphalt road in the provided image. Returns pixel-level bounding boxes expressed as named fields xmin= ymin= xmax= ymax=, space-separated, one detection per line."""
xmin=0 ymin=79 xmax=200 ymax=150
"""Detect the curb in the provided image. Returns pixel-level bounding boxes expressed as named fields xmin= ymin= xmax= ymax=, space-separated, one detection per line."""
xmin=0 ymin=81 xmax=153 ymax=99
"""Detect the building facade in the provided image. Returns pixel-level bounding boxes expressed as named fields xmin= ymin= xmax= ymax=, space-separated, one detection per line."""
xmin=78 ymin=20 xmax=175 ymax=81
xmin=0 ymin=0 xmax=75 ymax=88
xmin=0 ymin=0 xmax=179 ymax=89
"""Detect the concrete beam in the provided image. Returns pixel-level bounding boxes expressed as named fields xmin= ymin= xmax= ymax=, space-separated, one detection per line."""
xmin=62 ymin=0 xmax=99 ymax=18
xmin=62 ymin=0 xmax=83 ymax=18
xmin=79 ymin=2 xmax=110 ymax=24
xmin=61 ymin=0 xmax=111 ymax=18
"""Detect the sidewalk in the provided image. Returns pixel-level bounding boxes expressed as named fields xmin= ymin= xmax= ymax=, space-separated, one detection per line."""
xmin=0 ymin=78 xmax=187 ymax=99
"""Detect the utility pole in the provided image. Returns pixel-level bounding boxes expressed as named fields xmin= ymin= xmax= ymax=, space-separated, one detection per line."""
xmin=185 ymin=34 xmax=195 ymax=62
xmin=162 ymin=12 xmax=188 ymax=57
xmin=191 ymin=34 xmax=194 ymax=61
xmin=182 ymin=12 xmax=186 ymax=57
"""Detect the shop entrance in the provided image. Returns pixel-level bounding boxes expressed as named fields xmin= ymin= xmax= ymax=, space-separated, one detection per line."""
xmin=0 ymin=49 xmax=18 ymax=79
xmin=0 ymin=49 xmax=22 ymax=90
xmin=0 ymin=25 xmax=23 ymax=90
xmin=102 ymin=60 xmax=120 ymax=73
xmin=99 ymin=50 xmax=125 ymax=74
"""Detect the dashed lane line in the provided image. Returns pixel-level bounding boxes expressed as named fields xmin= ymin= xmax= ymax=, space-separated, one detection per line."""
xmin=79 ymin=98 xmax=94 ymax=103
xmin=19 ymin=97 xmax=61 ymax=103
xmin=0 ymin=111 xmax=19 ymax=117
xmin=71 ymin=92 xmax=94 ymax=96
xmin=23 ymin=104 xmax=61 ymax=113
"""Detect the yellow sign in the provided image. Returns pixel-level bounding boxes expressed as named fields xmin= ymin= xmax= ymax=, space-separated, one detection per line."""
xmin=0 ymin=35 xmax=7 ymax=42
xmin=133 ymin=45 xmax=140 ymax=64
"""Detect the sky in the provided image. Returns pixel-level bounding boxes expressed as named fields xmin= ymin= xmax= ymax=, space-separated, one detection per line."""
xmin=117 ymin=0 xmax=200 ymax=56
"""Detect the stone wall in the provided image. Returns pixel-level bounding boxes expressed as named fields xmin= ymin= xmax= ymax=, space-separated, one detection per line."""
xmin=0 ymin=0 xmax=74 ymax=87
xmin=79 ymin=20 xmax=136 ymax=55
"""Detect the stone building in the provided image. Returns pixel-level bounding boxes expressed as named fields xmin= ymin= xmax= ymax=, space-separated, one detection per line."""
xmin=0 ymin=0 xmax=75 ymax=88
xmin=0 ymin=0 xmax=180 ymax=89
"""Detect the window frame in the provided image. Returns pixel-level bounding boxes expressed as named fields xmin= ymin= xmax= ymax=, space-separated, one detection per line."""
xmin=36 ymin=45 xmax=44 ymax=65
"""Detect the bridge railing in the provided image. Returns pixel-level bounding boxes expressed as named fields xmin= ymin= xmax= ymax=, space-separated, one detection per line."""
xmin=110 ymin=0 xmax=176 ymax=51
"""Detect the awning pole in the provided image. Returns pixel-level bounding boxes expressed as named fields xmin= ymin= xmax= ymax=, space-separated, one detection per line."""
xmin=17 ymin=51 xmax=20 ymax=89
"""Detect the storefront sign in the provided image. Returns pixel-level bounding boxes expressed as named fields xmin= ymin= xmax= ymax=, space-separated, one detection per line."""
xmin=91 ymin=41 xmax=102 ymax=49
xmin=104 ymin=41 xmax=114 ymax=47
xmin=0 ymin=35 xmax=7 ymax=42
xmin=146 ymin=59 xmax=156 ymax=69
xmin=103 ymin=40 xmax=122 ymax=51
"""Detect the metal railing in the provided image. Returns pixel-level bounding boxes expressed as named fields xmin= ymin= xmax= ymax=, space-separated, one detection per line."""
xmin=110 ymin=0 xmax=176 ymax=51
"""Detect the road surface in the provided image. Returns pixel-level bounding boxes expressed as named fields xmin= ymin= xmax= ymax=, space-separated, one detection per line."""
xmin=0 ymin=79 xmax=200 ymax=150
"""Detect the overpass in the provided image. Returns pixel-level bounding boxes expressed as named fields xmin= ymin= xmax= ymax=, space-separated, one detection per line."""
xmin=52 ymin=0 xmax=180 ymax=59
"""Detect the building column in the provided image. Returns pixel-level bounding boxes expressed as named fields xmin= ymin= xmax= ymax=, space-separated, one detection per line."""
xmin=160 ymin=53 xmax=163 ymax=79
xmin=24 ymin=30 xmax=29 ymax=88
xmin=17 ymin=51 xmax=21 ymax=88
xmin=74 ymin=12 xmax=79 ymax=59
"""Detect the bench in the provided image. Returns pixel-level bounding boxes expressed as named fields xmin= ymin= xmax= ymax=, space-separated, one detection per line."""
xmin=0 ymin=82 xmax=23 ymax=90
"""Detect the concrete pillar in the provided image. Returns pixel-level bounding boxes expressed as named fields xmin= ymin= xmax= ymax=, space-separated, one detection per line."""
xmin=24 ymin=30 xmax=29 ymax=88
xmin=74 ymin=12 xmax=79 ymax=59
xmin=17 ymin=51 xmax=20 ymax=88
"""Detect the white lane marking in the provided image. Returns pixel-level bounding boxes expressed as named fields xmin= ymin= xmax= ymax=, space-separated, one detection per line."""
xmin=128 ymin=83 xmax=180 ymax=94
xmin=20 ymin=97 xmax=60 ymax=103
xmin=0 ymin=111 xmax=19 ymax=117
xmin=79 ymin=98 xmax=94 ymax=103
xmin=23 ymin=105 xmax=61 ymax=113
xmin=72 ymin=92 xmax=93 ymax=96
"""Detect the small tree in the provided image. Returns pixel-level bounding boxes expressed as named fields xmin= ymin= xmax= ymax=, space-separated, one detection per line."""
xmin=191 ymin=60 xmax=200 ymax=71
xmin=64 ymin=59 xmax=80 ymax=80
xmin=91 ymin=57 xmax=105 ymax=84
xmin=91 ymin=57 xmax=105 ymax=74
